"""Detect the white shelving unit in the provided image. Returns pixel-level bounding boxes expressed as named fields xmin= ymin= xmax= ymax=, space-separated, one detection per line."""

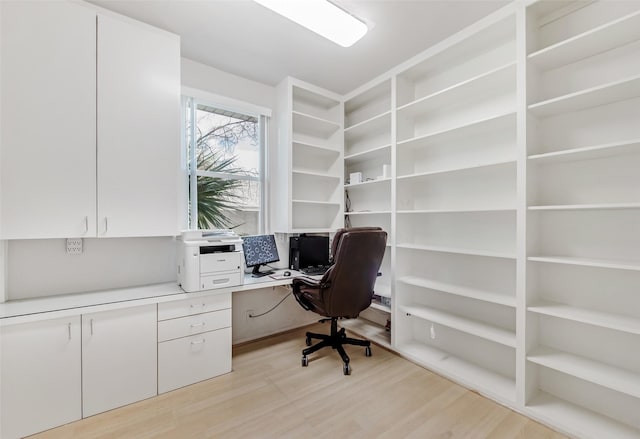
xmin=273 ymin=2 xmax=640 ymax=437
xmin=392 ymin=11 xmax=518 ymax=405
xmin=342 ymin=79 xmax=393 ymax=345
xmin=525 ymin=1 xmax=640 ymax=437
xmin=273 ymin=77 xmax=344 ymax=233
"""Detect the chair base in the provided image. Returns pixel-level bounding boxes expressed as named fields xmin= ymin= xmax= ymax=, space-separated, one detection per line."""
xmin=301 ymin=318 xmax=372 ymax=375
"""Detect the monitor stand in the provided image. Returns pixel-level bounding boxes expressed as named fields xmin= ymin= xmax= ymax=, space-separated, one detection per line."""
xmin=251 ymin=265 xmax=274 ymax=278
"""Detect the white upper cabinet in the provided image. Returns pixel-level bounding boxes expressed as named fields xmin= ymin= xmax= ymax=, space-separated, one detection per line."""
xmin=0 ymin=1 xmax=181 ymax=239
xmin=96 ymin=14 xmax=180 ymax=237
xmin=0 ymin=1 xmax=97 ymax=239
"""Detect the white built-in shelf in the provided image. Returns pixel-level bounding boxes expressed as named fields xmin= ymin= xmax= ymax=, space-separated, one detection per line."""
xmin=291 ymin=169 xmax=340 ymax=180
xmin=370 ymin=302 xmax=391 ymax=313
xmin=528 ymin=10 xmax=640 ymax=71
xmin=398 ymin=341 xmax=515 ymax=403
xmin=345 ymin=210 xmax=391 ymax=215
xmin=528 ymin=300 xmax=640 ymax=335
xmin=528 ymin=74 xmax=640 ymax=118
xmin=398 ymin=243 xmax=516 ymax=260
xmin=291 ymin=200 xmax=341 ymax=207
xmin=345 ymin=178 xmax=391 ymax=188
xmin=344 ymin=144 xmax=391 ymax=164
xmin=293 ymin=140 xmax=341 ymax=155
xmin=528 ymin=139 xmax=640 ymax=164
xmin=528 ymin=202 xmax=640 ymax=211
xmin=528 ymin=255 xmax=640 ymax=272
xmin=292 ymin=111 xmax=340 ymax=138
xmin=400 ymin=304 xmax=516 ymax=347
xmin=397 ymin=110 xmax=516 ymax=146
xmin=398 ymin=276 xmax=516 ymax=308
xmin=397 ymin=207 xmax=516 ymax=214
xmin=344 ymin=110 xmax=391 ymax=134
xmin=397 ymin=62 xmax=516 ymax=117
xmin=396 ymin=207 xmax=516 ymax=215
xmin=374 ymin=284 xmax=391 ymax=299
xmin=397 ymin=159 xmax=515 ymax=181
xmin=526 ymin=392 xmax=640 ymax=439
xmin=293 ymin=86 xmax=340 ymax=111
xmin=340 ymin=318 xmax=391 ymax=349
xmin=528 ymin=346 xmax=640 ymax=399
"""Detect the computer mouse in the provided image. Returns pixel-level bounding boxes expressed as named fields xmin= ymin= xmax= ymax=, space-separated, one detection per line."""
xmin=283 ymin=271 xmax=291 ymax=276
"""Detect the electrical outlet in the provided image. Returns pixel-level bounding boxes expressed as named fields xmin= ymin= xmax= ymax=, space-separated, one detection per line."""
xmin=66 ymin=238 xmax=83 ymax=254
xmin=245 ymin=309 xmax=254 ymax=322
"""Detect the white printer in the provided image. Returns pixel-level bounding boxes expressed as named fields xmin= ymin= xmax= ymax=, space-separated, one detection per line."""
xmin=177 ymin=230 xmax=244 ymax=292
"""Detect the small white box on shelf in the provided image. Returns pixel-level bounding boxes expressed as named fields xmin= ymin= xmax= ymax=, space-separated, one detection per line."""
xmin=349 ymin=172 xmax=362 ymax=184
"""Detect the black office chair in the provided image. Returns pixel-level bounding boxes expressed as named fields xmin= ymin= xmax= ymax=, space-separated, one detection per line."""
xmin=292 ymin=227 xmax=387 ymax=375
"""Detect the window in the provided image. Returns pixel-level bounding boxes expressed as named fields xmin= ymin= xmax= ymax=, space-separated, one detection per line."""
xmin=183 ymin=96 xmax=268 ymax=235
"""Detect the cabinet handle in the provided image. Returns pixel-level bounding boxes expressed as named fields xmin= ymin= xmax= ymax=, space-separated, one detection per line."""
xmin=191 ymin=339 xmax=206 ymax=345
xmin=190 ymin=322 xmax=206 ymax=328
xmin=190 ymin=303 xmax=206 ymax=309
xmin=84 ymin=216 xmax=89 ymax=234
xmin=90 ymin=318 xmax=94 ymax=335
xmin=67 ymin=322 xmax=72 ymax=340
xmin=104 ymin=217 xmax=108 ymax=234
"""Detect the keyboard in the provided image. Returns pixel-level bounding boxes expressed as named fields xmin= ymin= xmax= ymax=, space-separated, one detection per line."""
xmin=301 ymin=266 xmax=329 ymax=275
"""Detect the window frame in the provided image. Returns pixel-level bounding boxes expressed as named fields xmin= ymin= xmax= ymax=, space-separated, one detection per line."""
xmin=182 ymin=87 xmax=271 ymax=234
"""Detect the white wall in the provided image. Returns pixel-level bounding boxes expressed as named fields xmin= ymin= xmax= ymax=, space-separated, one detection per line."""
xmin=6 ymin=237 xmax=177 ymax=300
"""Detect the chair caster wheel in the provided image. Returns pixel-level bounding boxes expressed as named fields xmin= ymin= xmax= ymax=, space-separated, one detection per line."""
xmin=343 ymin=363 xmax=351 ymax=375
xmin=365 ymin=346 xmax=372 ymax=357
xmin=302 ymin=355 xmax=308 ymax=367
xmin=305 ymin=336 xmax=312 ymax=346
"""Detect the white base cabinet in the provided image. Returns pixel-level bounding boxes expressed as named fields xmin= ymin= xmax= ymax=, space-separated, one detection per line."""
xmin=81 ymin=304 xmax=158 ymax=417
xmin=1 ymin=317 xmax=82 ymax=439
xmin=158 ymin=293 xmax=232 ymax=393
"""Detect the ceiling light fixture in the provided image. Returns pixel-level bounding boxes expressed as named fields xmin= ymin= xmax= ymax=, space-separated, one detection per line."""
xmin=254 ymin=0 xmax=368 ymax=48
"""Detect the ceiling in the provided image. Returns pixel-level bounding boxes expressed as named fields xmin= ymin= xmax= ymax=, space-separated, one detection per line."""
xmin=87 ymin=0 xmax=508 ymax=95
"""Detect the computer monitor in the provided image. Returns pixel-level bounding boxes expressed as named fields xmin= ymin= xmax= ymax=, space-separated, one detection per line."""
xmin=242 ymin=234 xmax=280 ymax=277
xmin=299 ymin=235 xmax=330 ymax=269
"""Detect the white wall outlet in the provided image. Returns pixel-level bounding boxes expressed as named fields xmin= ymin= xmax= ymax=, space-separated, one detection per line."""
xmin=66 ymin=238 xmax=83 ymax=254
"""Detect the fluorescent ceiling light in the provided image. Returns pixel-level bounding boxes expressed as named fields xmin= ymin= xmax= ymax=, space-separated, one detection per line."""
xmin=254 ymin=0 xmax=368 ymax=48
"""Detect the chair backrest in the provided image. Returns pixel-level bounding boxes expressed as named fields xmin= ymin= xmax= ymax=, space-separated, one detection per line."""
xmin=320 ymin=227 xmax=387 ymax=318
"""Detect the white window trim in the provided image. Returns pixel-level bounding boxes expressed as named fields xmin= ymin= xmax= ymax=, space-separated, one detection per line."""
xmin=183 ymin=90 xmax=271 ymax=233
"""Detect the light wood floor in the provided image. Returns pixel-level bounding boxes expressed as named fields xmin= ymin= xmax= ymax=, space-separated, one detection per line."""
xmin=30 ymin=323 xmax=568 ymax=439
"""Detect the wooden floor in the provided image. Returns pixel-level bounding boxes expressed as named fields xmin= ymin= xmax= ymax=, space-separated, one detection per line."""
xmin=30 ymin=324 xmax=568 ymax=439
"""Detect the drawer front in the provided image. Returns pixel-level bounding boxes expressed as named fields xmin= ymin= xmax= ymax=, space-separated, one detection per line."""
xmin=200 ymin=272 xmax=242 ymax=291
xmin=158 ymin=292 xmax=231 ymax=321
xmin=158 ymin=328 xmax=232 ymax=393
xmin=200 ymin=252 xmax=242 ymax=274
xmin=158 ymin=309 xmax=231 ymax=342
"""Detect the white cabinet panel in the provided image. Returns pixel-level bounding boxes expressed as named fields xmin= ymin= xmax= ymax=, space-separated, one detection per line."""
xmin=0 ymin=1 xmax=96 ymax=239
xmin=81 ymin=304 xmax=157 ymax=417
xmin=158 ymin=327 xmax=232 ymax=393
xmin=97 ymin=14 xmax=180 ymax=237
xmin=1 ymin=317 xmax=81 ymax=439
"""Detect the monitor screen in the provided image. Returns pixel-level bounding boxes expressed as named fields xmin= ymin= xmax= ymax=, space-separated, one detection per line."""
xmin=299 ymin=235 xmax=330 ymax=268
xmin=242 ymin=235 xmax=279 ymax=276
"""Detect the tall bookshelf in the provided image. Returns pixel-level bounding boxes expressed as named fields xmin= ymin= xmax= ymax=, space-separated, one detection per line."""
xmin=524 ymin=1 xmax=640 ymax=437
xmin=272 ymin=77 xmax=344 ymax=233
xmin=392 ymin=12 xmax=518 ymax=405
xmin=341 ymin=79 xmax=393 ymax=347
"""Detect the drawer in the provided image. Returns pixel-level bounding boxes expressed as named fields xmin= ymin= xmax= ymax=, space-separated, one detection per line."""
xmin=158 ymin=328 xmax=231 ymax=393
xmin=200 ymin=272 xmax=242 ymax=291
xmin=158 ymin=309 xmax=231 ymax=342
xmin=200 ymin=252 xmax=242 ymax=274
xmin=158 ymin=292 xmax=231 ymax=321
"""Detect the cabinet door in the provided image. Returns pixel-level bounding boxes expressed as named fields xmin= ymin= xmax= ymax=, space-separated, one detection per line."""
xmin=96 ymin=14 xmax=180 ymax=238
xmin=81 ymin=304 xmax=157 ymax=417
xmin=1 ymin=317 xmax=82 ymax=439
xmin=0 ymin=1 xmax=97 ymax=239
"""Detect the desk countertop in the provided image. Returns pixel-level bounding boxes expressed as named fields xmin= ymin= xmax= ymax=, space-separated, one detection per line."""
xmin=0 ymin=270 xmax=314 ymax=325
